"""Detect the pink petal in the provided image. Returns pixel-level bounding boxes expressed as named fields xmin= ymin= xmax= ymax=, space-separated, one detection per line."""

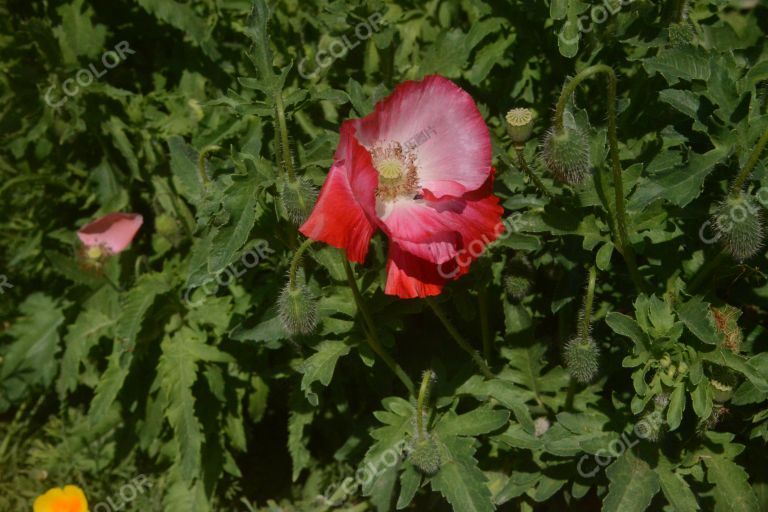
xmin=353 ymin=75 xmax=491 ymax=198
xmin=300 ymin=122 xmax=379 ymax=263
xmin=77 ymin=212 xmax=143 ymax=253
xmin=378 ymin=173 xmax=504 ymax=268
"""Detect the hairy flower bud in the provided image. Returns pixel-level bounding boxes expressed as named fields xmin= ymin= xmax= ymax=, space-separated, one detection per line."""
xmin=636 ymin=411 xmax=664 ymax=442
xmin=278 ymin=280 xmax=318 ymax=336
xmin=563 ymin=336 xmax=600 ymax=384
xmin=504 ymin=275 xmax=532 ymax=300
xmin=667 ymin=22 xmax=694 ymax=47
xmin=408 ymin=434 xmax=441 ymax=476
xmin=541 ymin=126 xmax=591 ymax=185
xmin=505 ymin=108 xmax=535 ymax=144
xmin=281 ymin=177 xmax=318 ymax=225
xmin=712 ymin=192 xmax=765 ymax=261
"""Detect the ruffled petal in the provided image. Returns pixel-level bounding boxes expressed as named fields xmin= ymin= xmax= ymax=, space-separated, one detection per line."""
xmin=381 ymin=172 xmax=504 ymax=294
xmin=77 ymin=212 xmax=143 ymax=253
xmin=353 ymin=75 xmax=491 ymax=198
xmin=384 ymin=243 xmax=447 ymax=299
xmin=300 ymin=122 xmax=379 ymax=263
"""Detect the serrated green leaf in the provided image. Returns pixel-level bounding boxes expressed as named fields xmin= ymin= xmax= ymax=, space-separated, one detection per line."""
xmin=300 ymin=340 xmax=351 ymax=406
xmin=430 ymin=435 xmax=494 ymax=512
xmin=705 ymin=455 xmax=760 ymax=512
xmin=603 ymin=451 xmax=660 ymax=512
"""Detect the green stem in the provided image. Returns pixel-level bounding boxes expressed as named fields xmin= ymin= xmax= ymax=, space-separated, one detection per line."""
xmin=275 ymin=92 xmax=296 ymax=181
xmin=580 ymin=266 xmax=597 ymax=339
xmin=730 ymin=126 xmax=768 ymax=195
xmin=289 ymin=238 xmax=314 ymax=289
xmin=673 ymin=0 xmax=688 ymax=22
xmin=342 ymin=257 xmax=415 ymax=396
xmin=425 ymin=297 xmax=494 ymax=379
xmin=514 ymin=145 xmax=553 ymax=198
xmin=197 ymin=145 xmax=220 ymax=186
xmin=478 ymin=288 xmax=491 ymax=361
xmin=564 ymin=378 xmax=577 ymax=411
xmin=554 ymin=64 xmax=647 ymax=293
xmin=687 ymin=250 xmax=728 ymax=294
xmin=416 ymin=370 xmax=435 ymax=437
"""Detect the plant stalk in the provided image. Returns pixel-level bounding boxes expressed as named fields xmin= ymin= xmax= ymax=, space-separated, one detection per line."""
xmin=554 ymin=64 xmax=647 ymax=292
xmin=342 ymin=257 xmax=415 ymax=396
xmin=416 ymin=370 xmax=435 ymax=437
xmin=730 ymin=126 xmax=768 ymax=195
xmin=275 ymin=92 xmax=296 ymax=181
xmin=289 ymin=238 xmax=314 ymax=289
xmin=425 ymin=297 xmax=494 ymax=379
xmin=514 ymin=145 xmax=553 ymax=198
xmin=197 ymin=145 xmax=220 ymax=186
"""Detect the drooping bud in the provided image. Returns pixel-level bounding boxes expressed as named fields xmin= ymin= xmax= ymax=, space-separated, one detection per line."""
xmin=712 ymin=192 xmax=765 ymax=261
xmin=408 ymin=434 xmax=441 ymax=476
xmin=541 ymin=126 xmax=591 ymax=185
xmin=563 ymin=336 xmax=600 ymax=384
xmin=281 ymin=177 xmax=318 ymax=225
xmin=278 ymin=279 xmax=318 ymax=336
xmin=505 ymin=108 xmax=535 ymax=145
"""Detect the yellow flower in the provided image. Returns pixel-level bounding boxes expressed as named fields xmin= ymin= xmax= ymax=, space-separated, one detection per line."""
xmin=33 ymin=485 xmax=88 ymax=512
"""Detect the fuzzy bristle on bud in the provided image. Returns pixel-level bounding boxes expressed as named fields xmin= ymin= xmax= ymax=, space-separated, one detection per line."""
xmin=408 ymin=435 xmax=441 ymax=476
xmin=636 ymin=411 xmax=664 ymax=442
xmin=504 ymin=275 xmax=532 ymax=300
xmin=541 ymin=127 xmax=591 ymax=185
xmin=563 ymin=336 xmax=600 ymax=384
xmin=712 ymin=192 xmax=765 ymax=261
xmin=667 ymin=22 xmax=694 ymax=47
xmin=505 ymin=108 xmax=535 ymax=144
xmin=278 ymin=280 xmax=318 ymax=336
xmin=281 ymin=177 xmax=318 ymax=225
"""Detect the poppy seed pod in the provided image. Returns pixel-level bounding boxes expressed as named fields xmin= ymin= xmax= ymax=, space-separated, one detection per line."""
xmin=505 ymin=108 xmax=535 ymax=144
xmin=541 ymin=126 xmax=591 ymax=185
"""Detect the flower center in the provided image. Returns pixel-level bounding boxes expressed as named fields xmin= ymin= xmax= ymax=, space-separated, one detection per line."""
xmin=86 ymin=246 xmax=104 ymax=260
xmin=370 ymin=142 xmax=419 ymax=201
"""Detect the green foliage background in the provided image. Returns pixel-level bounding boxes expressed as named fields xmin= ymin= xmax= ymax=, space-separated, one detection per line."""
xmin=1 ymin=0 xmax=767 ymax=510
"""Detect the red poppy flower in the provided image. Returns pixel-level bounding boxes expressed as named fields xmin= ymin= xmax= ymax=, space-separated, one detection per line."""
xmin=300 ymin=75 xmax=504 ymax=298
xmin=77 ymin=212 xmax=143 ymax=255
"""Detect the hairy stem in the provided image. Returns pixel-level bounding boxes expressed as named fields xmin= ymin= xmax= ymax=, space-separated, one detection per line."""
xmin=416 ymin=370 xmax=435 ymax=437
xmin=514 ymin=146 xmax=553 ymax=198
xmin=554 ymin=64 xmax=647 ymax=292
xmin=673 ymin=0 xmax=688 ymax=22
xmin=479 ymin=288 xmax=492 ymax=361
xmin=342 ymin=257 xmax=415 ymax=396
xmin=197 ymin=145 xmax=220 ymax=186
xmin=579 ymin=266 xmax=597 ymax=339
xmin=731 ymin=126 xmax=768 ymax=195
xmin=288 ymin=238 xmax=314 ymax=289
xmin=425 ymin=297 xmax=494 ymax=379
xmin=275 ymin=92 xmax=296 ymax=181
